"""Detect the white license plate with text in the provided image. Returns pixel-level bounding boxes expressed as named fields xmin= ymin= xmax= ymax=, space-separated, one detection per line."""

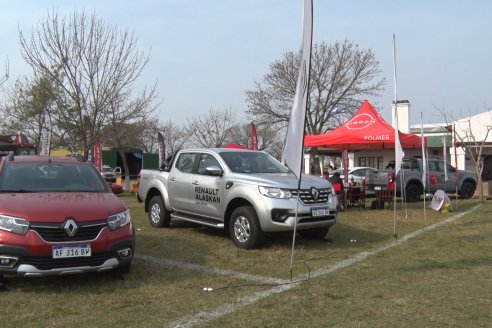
xmin=52 ymin=244 xmax=91 ymax=259
xmin=312 ymin=208 xmax=330 ymax=217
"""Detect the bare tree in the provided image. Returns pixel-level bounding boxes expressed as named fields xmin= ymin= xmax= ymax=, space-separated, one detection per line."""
xmin=160 ymin=120 xmax=189 ymax=156
xmin=439 ymin=107 xmax=492 ymax=202
xmin=185 ymin=107 xmax=239 ymax=148
xmin=105 ymin=85 xmax=157 ymax=188
xmin=139 ymin=120 xmax=188 ymax=156
xmin=0 ymin=58 xmax=8 ymax=87
xmin=19 ymin=10 xmax=157 ymax=160
xmin=228 ymin=122 xmax=281 ymax=152
xmin=246 ymin=40 xmax=385 ymax=135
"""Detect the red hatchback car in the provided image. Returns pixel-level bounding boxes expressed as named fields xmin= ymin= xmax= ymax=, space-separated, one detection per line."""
xmin=0 ymin=154 xmax=134 ymax=281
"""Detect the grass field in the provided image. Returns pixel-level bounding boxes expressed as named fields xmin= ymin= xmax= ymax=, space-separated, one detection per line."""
xmin=1 ymin=194 xmax=491 ymax=327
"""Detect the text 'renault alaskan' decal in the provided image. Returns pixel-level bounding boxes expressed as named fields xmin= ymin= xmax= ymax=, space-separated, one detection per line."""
xmin=345 ymin=113 xmax=389 ymax=141
xmin=195 ymin=187 xmax=220 ymax=204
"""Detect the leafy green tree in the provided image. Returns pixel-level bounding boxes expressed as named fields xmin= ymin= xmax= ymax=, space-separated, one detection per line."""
xmin=1 ymin=74 xmax=60 ymax=150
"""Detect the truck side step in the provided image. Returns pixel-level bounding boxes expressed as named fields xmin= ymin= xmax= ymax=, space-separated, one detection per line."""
xmin=171 ymin=212 xmax=224 ymax=229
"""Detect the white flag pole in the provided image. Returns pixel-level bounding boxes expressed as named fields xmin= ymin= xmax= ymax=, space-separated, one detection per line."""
xmin=392 ymin=34 xmax=404 ymax=239
xmin=421 ymin=112 xmax=427 ymax=220
xmin=282 ymin=0 xmax=313 ymax=280
xmin=453 ymin=123 xmax=459 ymax=209
xmin=443 ymin=135 xmax=448 ymax=182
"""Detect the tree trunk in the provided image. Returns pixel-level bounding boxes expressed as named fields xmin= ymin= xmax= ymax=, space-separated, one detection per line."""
xmin=118 ymin=150 xmax=131 ymax=191
xmin=475 ymin=162 xmax=484 ymax=202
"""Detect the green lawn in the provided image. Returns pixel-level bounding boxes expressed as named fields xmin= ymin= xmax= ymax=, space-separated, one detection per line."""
xmin=1 ymin=194 xmax=490 ymax=327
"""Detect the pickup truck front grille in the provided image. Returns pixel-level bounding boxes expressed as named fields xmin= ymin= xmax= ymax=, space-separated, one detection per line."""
xmin=291 ymin=188 xmax=330 ymax=204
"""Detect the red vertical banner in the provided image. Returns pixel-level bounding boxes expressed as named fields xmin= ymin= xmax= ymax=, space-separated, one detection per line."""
xmin=251 ymin=122 xmax=258 ymax=150
xmin=94 ymin=139 xmax=102 ymax=172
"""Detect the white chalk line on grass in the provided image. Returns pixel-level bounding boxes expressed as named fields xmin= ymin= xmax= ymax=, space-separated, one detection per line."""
xmin=162 ymin=204 xmax=481 ymax=328
xmin=135 ymin=253 xmax=289 ymax=285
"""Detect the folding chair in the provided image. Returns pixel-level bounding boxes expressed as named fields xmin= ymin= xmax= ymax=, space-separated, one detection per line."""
xmin=377 ymin=182 xmax=395 ymax=209
xmin=346 ymin=187 xmax=364 ymax=209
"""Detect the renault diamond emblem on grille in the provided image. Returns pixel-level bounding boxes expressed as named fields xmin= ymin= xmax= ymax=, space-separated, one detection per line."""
xmin=311 ymin=187 xmax=319 ymax=200
xmin=64 ymin=218 xmax=78 ymax=237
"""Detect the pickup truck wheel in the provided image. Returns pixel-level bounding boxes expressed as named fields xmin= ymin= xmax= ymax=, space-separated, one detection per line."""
xmin=148 ymin=196 xmax=171 ymax=228
xmin=459 ymin=181 xmax=476 ymax=199
xmin=229 ymin=206 xmax=264 ymax=249
xmin=404 ymin=183 xmax=421 ymax=202
xmin=298 ymin=227 xmax=330 ymax=239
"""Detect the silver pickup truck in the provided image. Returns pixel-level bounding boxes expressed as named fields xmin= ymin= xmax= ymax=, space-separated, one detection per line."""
xmin=366 ymin=157 xmax=477 ymax=202
xmin=137 ymin=148 xmax=338 ymax=249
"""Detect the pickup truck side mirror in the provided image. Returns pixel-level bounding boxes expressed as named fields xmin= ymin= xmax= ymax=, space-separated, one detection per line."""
xmin=160 ymin=164 xmax=171 ymax=172
xmin=206 ymin=166 xmax=223 ymax=177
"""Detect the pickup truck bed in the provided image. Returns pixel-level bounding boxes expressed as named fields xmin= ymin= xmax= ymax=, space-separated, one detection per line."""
xmin=365 ymin=157 xmax=477 ymax=202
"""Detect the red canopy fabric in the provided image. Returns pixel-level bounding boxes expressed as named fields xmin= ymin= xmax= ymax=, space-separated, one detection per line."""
xmin=304 ymin=100 xmax=423 ymax=150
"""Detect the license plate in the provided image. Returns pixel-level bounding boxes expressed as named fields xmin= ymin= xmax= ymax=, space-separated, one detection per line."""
xmin=312 ymin=208 xmax=330 ymax=217
xmin=52 ymin=244 xmax=91 ymax=259
xmin=374 ymin=186 xmax=382 ymax=190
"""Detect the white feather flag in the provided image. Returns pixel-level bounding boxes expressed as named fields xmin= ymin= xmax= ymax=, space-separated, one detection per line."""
xmin=281 ymin=0 xmax=313 ymax=179
xmin=40 ymin=111 xmax=51 ymax=156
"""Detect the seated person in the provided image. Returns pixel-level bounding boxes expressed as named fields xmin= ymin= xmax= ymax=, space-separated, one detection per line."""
xmin=328 ymin=172 xmax=343 ymax=187
xmin=328 ymin=171 xmax=344 ymax=211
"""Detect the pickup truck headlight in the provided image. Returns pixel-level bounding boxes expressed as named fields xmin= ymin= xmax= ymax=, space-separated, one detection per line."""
xmin=258 ymin=186 xmax=292 ymax=199
xmin=107 ymin=210 xmax=131 ymax=231
xmin=0 ymin=215 xmax=29 ymax=235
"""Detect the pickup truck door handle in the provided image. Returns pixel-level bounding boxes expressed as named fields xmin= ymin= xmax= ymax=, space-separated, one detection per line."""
xmin=169 ymin=177 xmax=176 ymax=182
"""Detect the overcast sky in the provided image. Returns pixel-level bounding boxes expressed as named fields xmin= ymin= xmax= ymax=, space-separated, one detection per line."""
xmin=1 ymin=0 xmax=491 ymax=127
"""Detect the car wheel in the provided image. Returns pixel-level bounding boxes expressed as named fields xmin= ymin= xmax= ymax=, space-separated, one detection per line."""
xmin=405 ymin=183 xmax=421 ymax=202
xmin=148 ymin=196 xmax=171 ymax=228
xmin=229 ymin=206 xmax=264 ymax=249
xmin=298 ymin=227 xmax=330 ymax=239
xmin=459 ymin=181 xmax=476 ymax=199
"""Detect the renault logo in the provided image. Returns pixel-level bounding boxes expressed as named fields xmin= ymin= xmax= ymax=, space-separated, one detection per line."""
xmin=310 ymin=187 xmax=319 ymax=200
xmin=64 ymin=218 xmax=78 ymax=237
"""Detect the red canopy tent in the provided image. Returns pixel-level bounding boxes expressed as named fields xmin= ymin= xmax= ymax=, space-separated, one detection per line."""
xmin=305 ymin=100 xmax=423 ymax=150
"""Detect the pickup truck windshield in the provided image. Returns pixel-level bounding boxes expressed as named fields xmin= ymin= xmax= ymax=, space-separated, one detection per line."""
xmin=220 ymin=151 xmax=289 ymax=174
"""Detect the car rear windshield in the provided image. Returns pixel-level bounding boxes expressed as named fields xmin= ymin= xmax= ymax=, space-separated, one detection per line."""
xmin=0 ymin=162 xmax=109 ymax=193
